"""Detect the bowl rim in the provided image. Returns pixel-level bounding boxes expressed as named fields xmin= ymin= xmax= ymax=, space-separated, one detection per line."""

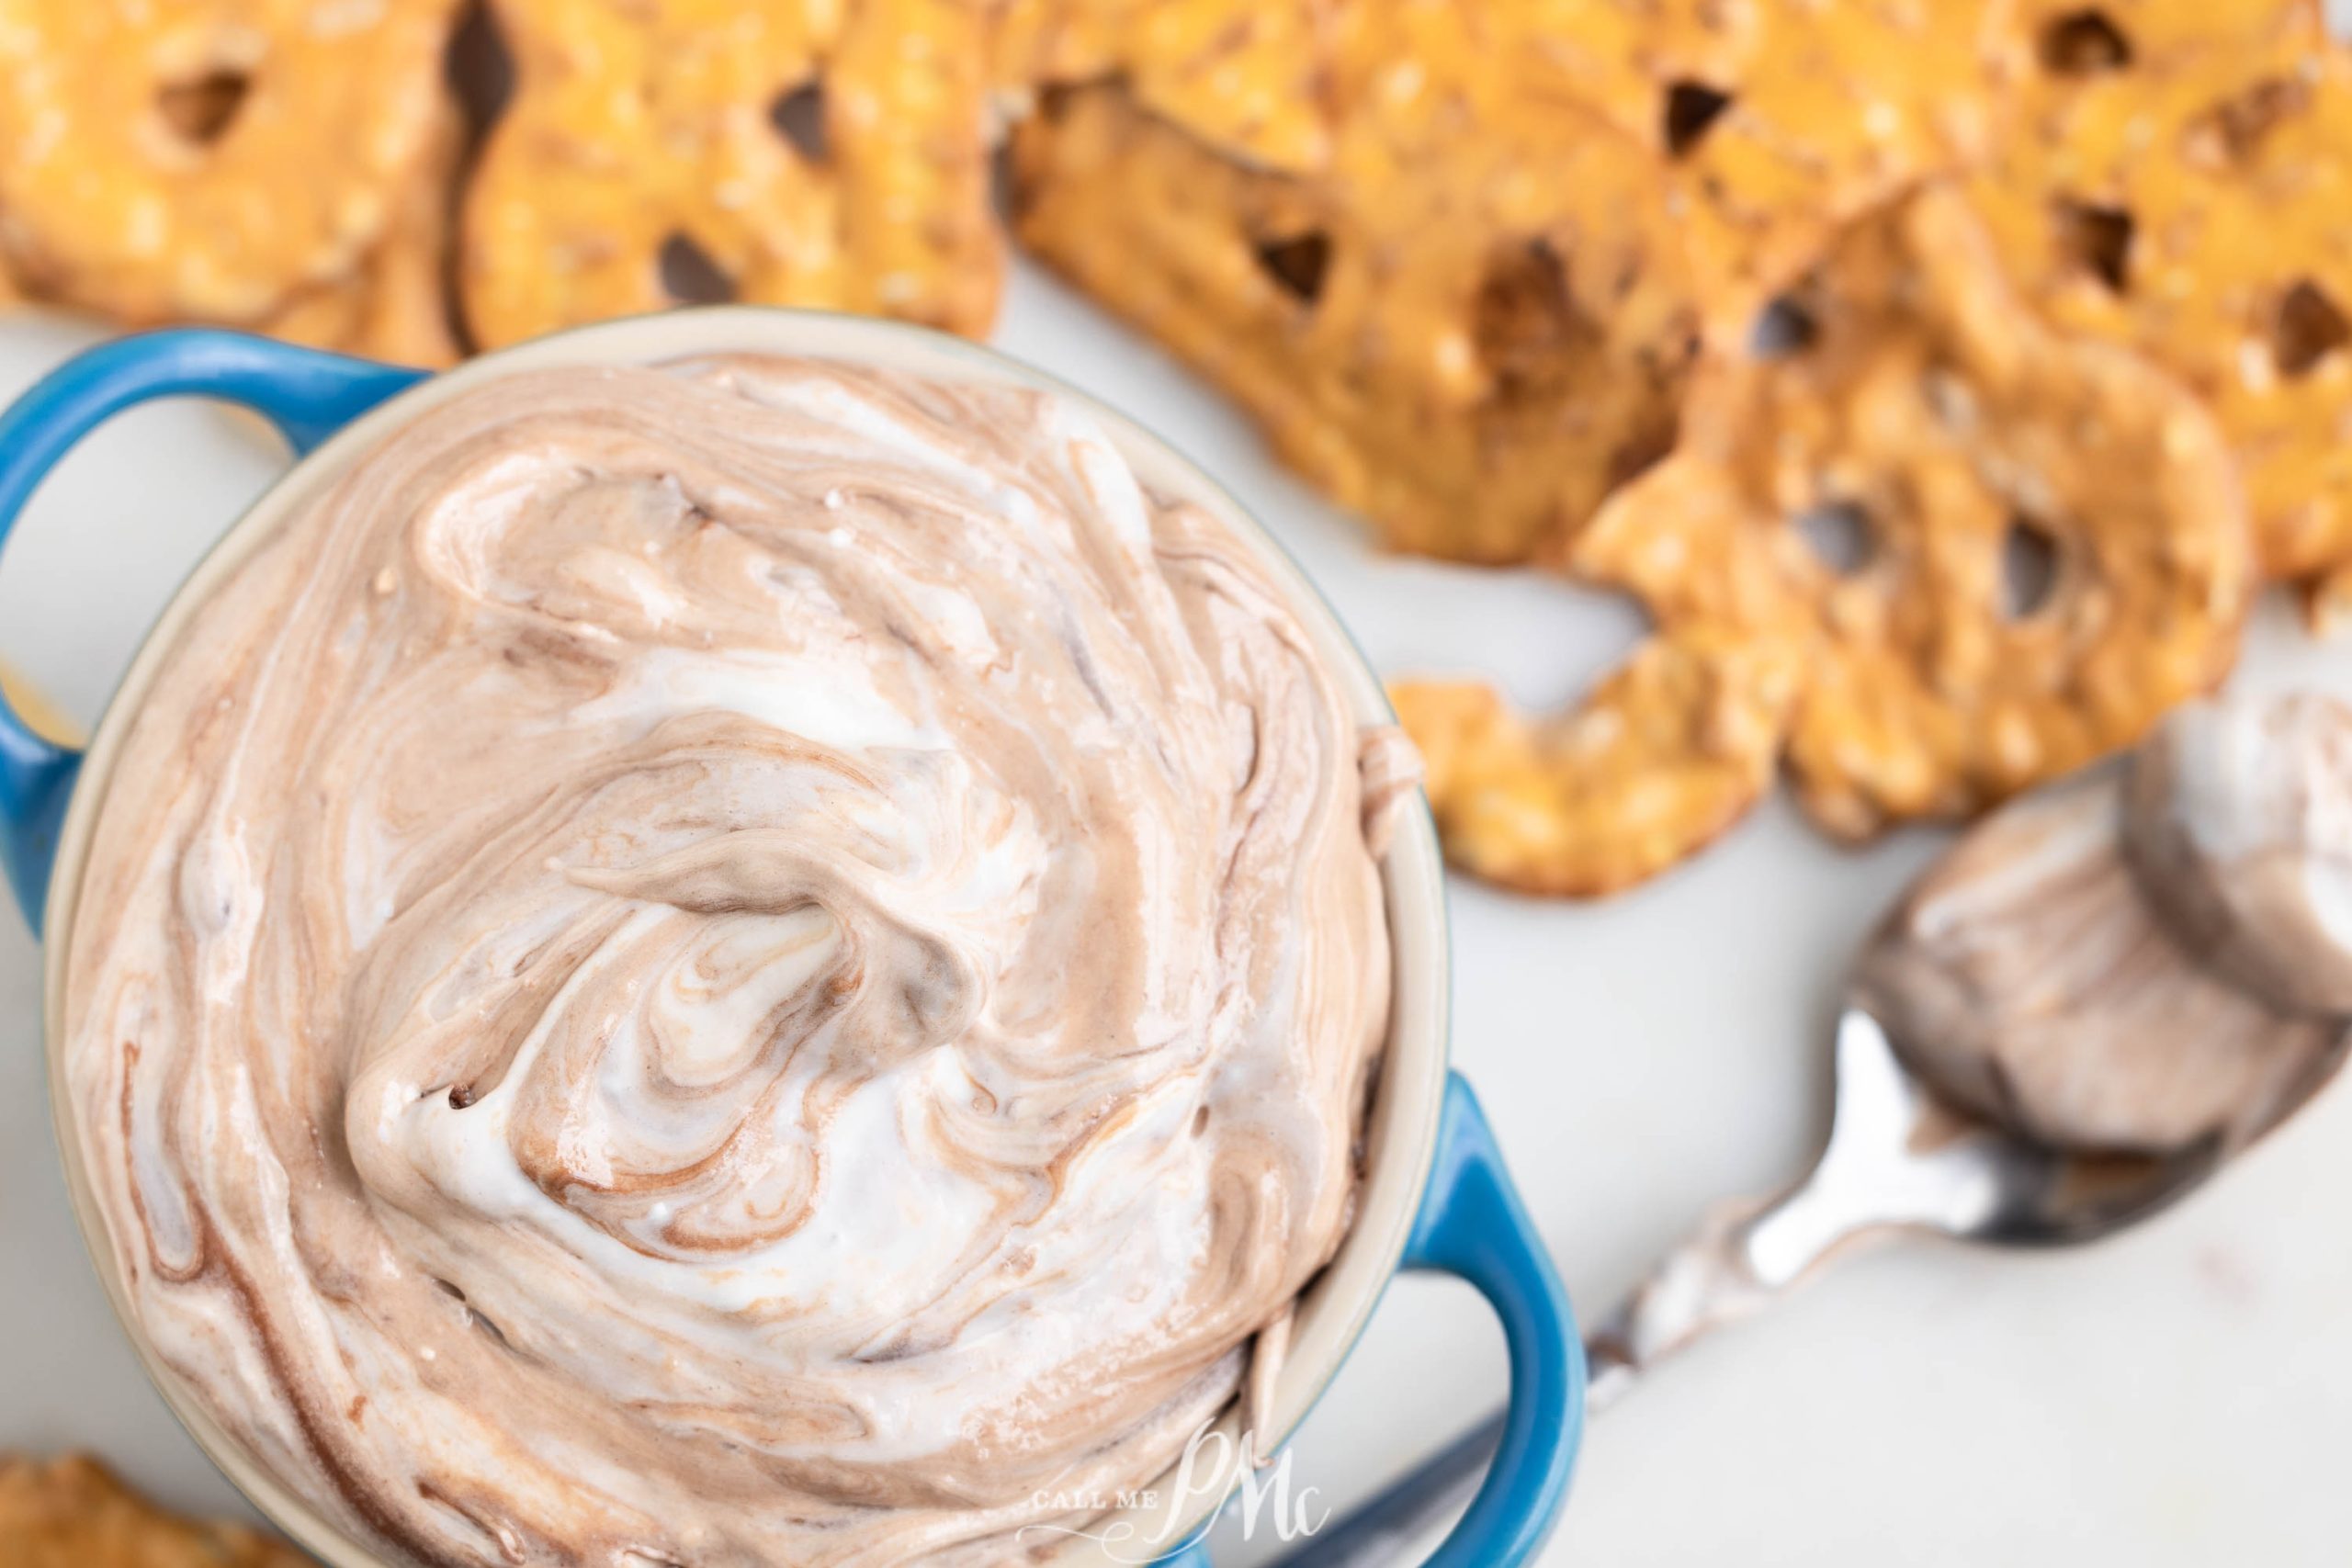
xmin=38 ymin=305 xmax=1453 ymax=1567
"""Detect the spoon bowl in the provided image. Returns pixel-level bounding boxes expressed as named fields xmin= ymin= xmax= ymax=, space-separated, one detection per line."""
xmin=1581 ymin=998 xmax=2334 ymax=1406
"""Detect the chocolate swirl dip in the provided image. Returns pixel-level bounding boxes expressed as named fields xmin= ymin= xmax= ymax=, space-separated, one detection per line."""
xmin=58 ymin=356 xmax=1399 ymax=1564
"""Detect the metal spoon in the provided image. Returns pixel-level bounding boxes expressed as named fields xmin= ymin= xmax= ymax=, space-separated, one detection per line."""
xmin=1280 ymin=732 xmax=2352 ymax=1565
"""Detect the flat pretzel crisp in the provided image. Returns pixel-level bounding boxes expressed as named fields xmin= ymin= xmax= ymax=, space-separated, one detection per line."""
xmin=0 ymin=1453 xmax=308 ymax=1568
xmin=1496 ymin=0 xmax=2024 ymax=340
xmin=0 ymin=660 xmax=76 ymax=745
xmin=1391 ymin=630 xmax=1799 ymax=897
xmin=1011 ymin=78 xmax=1701 ymax=564
xmin=1576 ymin=186 xmax=2254 ymax=842
xmin=2014 ymin=0 xmax=2323 ymax=70
xmin=1962 ymin=18 xmax=2352 ymax=601
xmin=462 ymin=0 xmax=1001 ymax=349
xmin=257 ymin=93 xmax=463 ymax=368
xmin=0 ymin=0 xmax=464 ymax=324
xmin=995 ymin=0 xmax=1339 ymax=171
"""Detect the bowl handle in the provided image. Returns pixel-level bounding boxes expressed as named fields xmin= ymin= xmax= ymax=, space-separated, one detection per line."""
xmin=0 ymin=329 xmax=424 ymax=934
xmin=1159 ymin=1072 xmax=1583 ymax=1568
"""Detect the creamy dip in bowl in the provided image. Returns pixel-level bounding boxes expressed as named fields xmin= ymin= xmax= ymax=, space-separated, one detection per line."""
xmin=0 ymin=310 xmax=1580 ymax=1568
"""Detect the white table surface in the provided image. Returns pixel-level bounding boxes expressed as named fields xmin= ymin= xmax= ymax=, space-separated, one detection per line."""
xmin=5 ymin=253 xmax=2352 ymax=1566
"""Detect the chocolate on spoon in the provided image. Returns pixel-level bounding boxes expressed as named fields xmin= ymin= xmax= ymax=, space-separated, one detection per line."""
xmin=1858 ymin=693 xmax=2352 ymax=1155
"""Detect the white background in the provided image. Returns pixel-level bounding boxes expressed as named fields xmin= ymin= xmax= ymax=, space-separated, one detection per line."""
xmin=6 ymin=164 xmax=2352 ymax=1567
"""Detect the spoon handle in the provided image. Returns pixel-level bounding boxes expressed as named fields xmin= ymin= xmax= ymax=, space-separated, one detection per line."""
xmin=1584 ymin=1173 xmax=1887 ymax=1411
xmin=1276 ymin=1128 xmax=1910 ymax=1565
xmin=1277 ymin=1010 xmax=1950 ymax=1563
xmin=1265 ymin=1185 xmax=1885 ymax=1567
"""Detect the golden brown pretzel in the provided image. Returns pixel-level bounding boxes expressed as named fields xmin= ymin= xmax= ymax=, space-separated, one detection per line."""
xmin=1391 ymin=631 xmax=1800 ymax=897
xmin=0 ymin=1454 xmax=308 ymax=1568
xmin=1964 ymin=8 xmax=2352 ymax=610
xmin=1496 ymin=0 xmax=2025 ymax=339
xmin=1011 ymin=78 xmax=1701 ymax=564
xmin=1577 ymin=186 xmax=2255 ymax=840
xmin=995 ymin=0 xmax=1340 ymax=171
xmin=462 ymin=0 xmax=1001 ymax=348
xmin=260 ymin=93 xmax=463 ymax=367
xmin=0 ymin=0 xmax=463 ymax=323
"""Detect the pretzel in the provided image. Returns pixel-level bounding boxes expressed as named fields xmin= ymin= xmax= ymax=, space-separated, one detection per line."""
xmin=994 ymin=0 xmax=1337 ymax=171
xmin=0 ymin=1454 xmax=308 ymax=1568
xmin=0 ymin=662 xmax=76 ymax=745
xmin=1391 ymin=630 xmax=1799 ymax=897
xmin=1010 ymin=80 xmax=1701 ymax=564
xmin=259 ymin=95 xmax=462 ymax=367
xmin=2015 ymin=0 xmax=2323 ymax=73
xmin=1495 ymin=0 xmax=2025 ymax=340
xmin=1575 ymin=186 xmax=2254 ymax=841
xmin=1962 ymin=30 xmax=2352 ymax=596
xmin=0 ymin=0 xmax=462 ymax=324
xmin=2310 ymin=563 xmax=2352 ymax=637
xmin=462 ymin=0 xmax=1001 ymax=349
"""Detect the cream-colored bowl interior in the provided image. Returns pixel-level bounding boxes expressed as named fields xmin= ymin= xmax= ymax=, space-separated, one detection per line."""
xmin=40 ymin=308 xmax=1451 ymax=1567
